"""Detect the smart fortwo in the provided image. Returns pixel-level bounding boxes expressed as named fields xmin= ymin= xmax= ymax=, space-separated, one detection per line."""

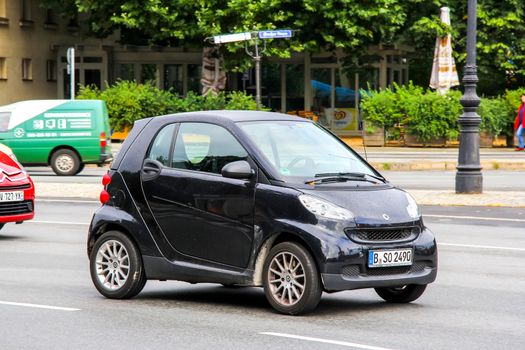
xmin=88 ymin=111 xmax=437 ymax=315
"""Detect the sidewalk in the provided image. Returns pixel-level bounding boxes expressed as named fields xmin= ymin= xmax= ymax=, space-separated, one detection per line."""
xmin=34 ymin=182 xmax=525 ymax=208
xmin=353 ymin=146 xmax=525 ymax=171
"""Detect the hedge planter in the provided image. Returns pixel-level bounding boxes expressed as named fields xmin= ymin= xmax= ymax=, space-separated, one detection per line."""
xmin=363 ymin=126 xmax=385 ymax=147
xmin=404 ymin=133 xmax=446 ymax=147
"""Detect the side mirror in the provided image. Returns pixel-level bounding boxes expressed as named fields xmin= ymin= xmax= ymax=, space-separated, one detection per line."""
xmin=221 ymin=160 xmax=254 ymax=179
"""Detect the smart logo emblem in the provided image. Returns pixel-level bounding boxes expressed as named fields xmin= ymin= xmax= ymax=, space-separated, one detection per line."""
xmin=382 ymin=213 xmax=390 ymax=221
xmin=14 ymin=128 xmax=25 ymax=138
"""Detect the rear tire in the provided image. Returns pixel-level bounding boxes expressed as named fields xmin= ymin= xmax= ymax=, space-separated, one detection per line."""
xmin=75 ymin=163 xmax=85 ymax=175
xmin=50 ymin=149 xmax=81 ymax=176
xmin=375 ymin=284 xmax=427 ymax=303
xmin=90 ymin=230 xmax=146 ymax=299
xmin=263 ymin=242 xmax=322 ymax=315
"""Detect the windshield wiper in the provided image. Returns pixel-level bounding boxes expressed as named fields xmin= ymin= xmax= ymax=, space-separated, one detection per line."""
xmin=305 ymin=172 xmax=386 ymax=185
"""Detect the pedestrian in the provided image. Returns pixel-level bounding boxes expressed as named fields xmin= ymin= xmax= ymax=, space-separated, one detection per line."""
xmin=515 ymin=94 xmax=525 ymax=151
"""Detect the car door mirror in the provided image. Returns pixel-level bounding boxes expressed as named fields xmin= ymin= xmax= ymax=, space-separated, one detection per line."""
xmin=221 ymin=160 xmax=253 ymax=179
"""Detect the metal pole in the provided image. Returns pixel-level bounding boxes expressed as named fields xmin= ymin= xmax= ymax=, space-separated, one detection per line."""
xmin=254 ymin=39 xmax=261 ymax=111
xmin=456 ymin=0 xmax=482 ymax=193
xmin=70 ymin=48 xmax=75 ymax=100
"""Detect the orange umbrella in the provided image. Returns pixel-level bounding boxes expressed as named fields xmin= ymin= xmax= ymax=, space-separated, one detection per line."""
xmin=430 ymin=7 xmax=460 ymax=94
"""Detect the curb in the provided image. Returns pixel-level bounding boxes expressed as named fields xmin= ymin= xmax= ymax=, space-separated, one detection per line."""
xmin=370 ymin=161 xmax=525 ymax=171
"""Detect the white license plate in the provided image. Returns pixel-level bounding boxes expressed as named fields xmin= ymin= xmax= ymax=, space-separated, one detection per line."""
xmin=368 ymin=248 xmax=413 ymax=268
xmin=0 ymin=191 xmax=24 ymax=202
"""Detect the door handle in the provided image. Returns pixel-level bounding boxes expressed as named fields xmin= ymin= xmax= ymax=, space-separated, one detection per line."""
xmin=141 ymin=159 xmax=163 ymax=181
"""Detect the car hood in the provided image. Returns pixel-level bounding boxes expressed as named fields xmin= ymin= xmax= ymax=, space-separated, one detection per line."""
xmin=301 ymin=186 xmax=419 ymax=226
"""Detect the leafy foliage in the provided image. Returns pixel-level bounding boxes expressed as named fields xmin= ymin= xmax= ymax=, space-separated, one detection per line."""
xmin=77 ymin=81 xmax=259 ymax=131
xmin=361 ymin=83 xmax=520 ymax=141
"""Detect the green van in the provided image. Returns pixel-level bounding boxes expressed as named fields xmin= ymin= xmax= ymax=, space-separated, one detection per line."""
xmin=0 ymin=100 xmax=112 ymax=175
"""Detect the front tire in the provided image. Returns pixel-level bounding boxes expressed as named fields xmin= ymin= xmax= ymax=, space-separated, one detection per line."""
xmin=50 ymin=149 xmax=81 ymax=176
xmin=90 ymin=230 xmax=146 ymax=299
xmin=263 ymin=242 xmax=322 ymax=315
xmin=375 ymin=284 xmax=427 ymax=303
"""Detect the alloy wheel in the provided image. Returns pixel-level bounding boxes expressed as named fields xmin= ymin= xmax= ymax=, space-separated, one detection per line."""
xmin=95 ymin=240 xmax=130 ymax=291
xmin=55 ymin=154 xmax=74 ymax=172
xmin=267 ymin=252 xmax=305 ymax=306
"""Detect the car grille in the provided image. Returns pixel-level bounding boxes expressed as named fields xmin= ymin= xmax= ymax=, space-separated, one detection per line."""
xmin=0 ymin=200 xmax=33 ymax=216
xmin=345 ymin=226 xmax=420 ymax=243
xmin=0 ymin=184 xmax=31 ymax=190
xmin=342 ymin=261 xmax=429 ymax=278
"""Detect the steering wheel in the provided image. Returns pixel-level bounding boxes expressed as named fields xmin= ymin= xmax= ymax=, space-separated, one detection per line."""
xmin=286 ymin=156 xmax=316 ymax=170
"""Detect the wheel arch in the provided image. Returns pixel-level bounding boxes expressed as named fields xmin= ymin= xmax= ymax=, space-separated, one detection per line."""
xmin=252 ymin=231 xmax=323 ymax=288
xmin=88 ymin=222 xmax=142 ymax=257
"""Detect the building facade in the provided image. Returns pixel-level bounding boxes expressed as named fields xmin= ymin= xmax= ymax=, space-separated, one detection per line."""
xmin=1 ymin=0 xmax=411 ymax=137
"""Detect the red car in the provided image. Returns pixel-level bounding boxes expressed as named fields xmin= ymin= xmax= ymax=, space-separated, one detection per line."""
xmin=0 ymin=148 xmax=35 ymax=231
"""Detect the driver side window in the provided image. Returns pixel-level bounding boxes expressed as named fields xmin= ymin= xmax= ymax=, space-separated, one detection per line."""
xmin=172 ymin=123 xmax=248 ymax=174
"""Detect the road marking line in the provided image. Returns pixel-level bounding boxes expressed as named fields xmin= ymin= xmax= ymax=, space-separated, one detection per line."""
xmin=0 ymin=301 xmax=80 ymax=312
xmin=260 ymin=332 xmax=395 ymax=350
xmin=425 ymin=214 xmax=525 ymax=223
xmin=30 ymin=220 xmax=88 ymax=226
xmin=36 ymin=199 xmax=99 ymax=204
xmin=438 ymin=242 xmax=525 ymax=252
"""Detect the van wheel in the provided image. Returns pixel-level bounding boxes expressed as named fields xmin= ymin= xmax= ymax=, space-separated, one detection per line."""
xmin=90 ymin=230 xmax=147 ymax=299
xmin=75 ymin=163 xmax=85 ymax=175
xmin=50 ymin=149 xmax=80 ymax=176
xmin=375 ymin=284 xmax=427 ymax=303
xmin=263 ymin=242 xmax=322 ymax=315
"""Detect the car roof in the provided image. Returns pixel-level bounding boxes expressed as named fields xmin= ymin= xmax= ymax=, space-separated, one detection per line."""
xmin=152 ymin=110 xmax=309 ymax=123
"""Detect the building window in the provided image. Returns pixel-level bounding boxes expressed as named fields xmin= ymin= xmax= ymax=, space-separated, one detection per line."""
xmin=67 ymin=13 xmax=79 ymax=32
xmin=20 ymin=0 xmax=33 ymax=27
xmin=117 ymin=63 xmax=136 ymax=81
xmin=22 ymin=58 xmax=32 ymax=81
xmin=44 ymin=9 xmax=57 ymax=29
xmin=0 ymin=0 xmax=8 ymax=25
xmin=46 ymin=60 xmax=56 ymax=81
xmin=140 ymin=64 xmax=158 ymax=84
xmin=164 ymin=64 xmax=183 ymax=95
xmin=187 ymin=64 xmax=202 ymax=94
xmin=0 ymin=58 xmax=7 ymax=80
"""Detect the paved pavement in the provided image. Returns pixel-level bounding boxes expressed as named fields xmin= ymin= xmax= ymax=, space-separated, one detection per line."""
xmin=0 ymin=201 xmax=523 ymax=349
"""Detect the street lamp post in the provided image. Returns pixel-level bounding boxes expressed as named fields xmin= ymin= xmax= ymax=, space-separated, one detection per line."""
xmin=456 ymin=0 xmax=482 ymax=193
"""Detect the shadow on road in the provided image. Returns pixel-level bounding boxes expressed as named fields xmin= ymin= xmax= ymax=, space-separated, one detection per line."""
xmin=0 ymin=234 xmax=23 ymax=241
xmin=135 ymin=284 xmax=417 ymax=316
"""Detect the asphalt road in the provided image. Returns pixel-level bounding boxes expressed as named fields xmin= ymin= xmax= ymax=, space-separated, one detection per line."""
xmin=0 ymin=201 xmax=524 ymax=349
xmin=26 ymin=166 xmax=525 ymax=192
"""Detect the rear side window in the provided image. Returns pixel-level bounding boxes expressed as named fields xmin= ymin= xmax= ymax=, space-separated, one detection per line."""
xmin=0 ymin=112 xmax=11 ymax=132
xmin=172 ymin=123 xmax=247 ymax=174
xmin=147 ymin=123 xmax=176 ymax=166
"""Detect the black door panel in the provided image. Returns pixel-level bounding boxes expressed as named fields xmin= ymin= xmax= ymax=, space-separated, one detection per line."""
xmin=143 ymin=168 xmax=255 ymax=268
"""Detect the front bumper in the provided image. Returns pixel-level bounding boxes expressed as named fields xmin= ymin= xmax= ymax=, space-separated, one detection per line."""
xmin=319 ymin=227 xmax=438 ymax=292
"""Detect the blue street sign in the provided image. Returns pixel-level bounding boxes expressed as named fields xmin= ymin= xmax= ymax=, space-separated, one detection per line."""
xmin=258 ymin=30 xmax=292 ymax=39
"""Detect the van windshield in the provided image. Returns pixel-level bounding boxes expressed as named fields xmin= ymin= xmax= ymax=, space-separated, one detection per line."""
xmin=0 ymin=112 xmax=11 ymax=132
xmin=238 ymin=120 xmax=378 ymax=183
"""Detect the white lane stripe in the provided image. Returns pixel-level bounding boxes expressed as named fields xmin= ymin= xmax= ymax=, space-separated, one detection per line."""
xmin=30 ymin=220 xmax=88 ymax=226
xmin=260 ymin=332 xmax=395 ymax=350
xmin=36 ymin=199 xmax=99 ymax=204
xmin=425 ymin=214 xmax=525 ymax=223
xmin=0 ymin=300 xmax=80 ymax=312
xmin=438 ymin=242 xmax=525 ymax=252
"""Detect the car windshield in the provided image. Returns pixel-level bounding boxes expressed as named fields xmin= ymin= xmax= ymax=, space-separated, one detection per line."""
xmin=238 ymin=120 xmax=377 ymax=183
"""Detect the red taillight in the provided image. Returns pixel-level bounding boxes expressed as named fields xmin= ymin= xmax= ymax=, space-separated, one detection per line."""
xmin=100 ymin=132 xmax=107 ymax=148
xmin=100 ymin=189 xmax=110 ymax=204
xmin=102 ymin=173 xmax=111 ymax=186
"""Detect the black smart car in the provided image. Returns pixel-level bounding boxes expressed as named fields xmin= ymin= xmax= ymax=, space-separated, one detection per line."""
xmin=88 ymin=111 xmax=437 ymax=315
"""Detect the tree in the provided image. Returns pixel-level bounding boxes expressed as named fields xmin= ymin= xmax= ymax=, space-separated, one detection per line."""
xmin=403 ymin=1 xmax=525 ymax=95
xmin=44 ymin=0 xmax=409 ymax=70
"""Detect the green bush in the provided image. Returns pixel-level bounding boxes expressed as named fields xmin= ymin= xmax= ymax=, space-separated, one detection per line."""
xmin=77 ymin=81 xmax=259 ymax=131
xmin=478 ymin=97 xmax=508 ymax=136
xmin=361 ymin=83 xmax=461 ymax=141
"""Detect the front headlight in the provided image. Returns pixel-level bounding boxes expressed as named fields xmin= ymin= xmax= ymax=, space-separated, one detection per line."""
xmin=405 ymin=192 xmax=420 ymax=219
xmin=299 ymin=194 xmax=354 ymax=221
